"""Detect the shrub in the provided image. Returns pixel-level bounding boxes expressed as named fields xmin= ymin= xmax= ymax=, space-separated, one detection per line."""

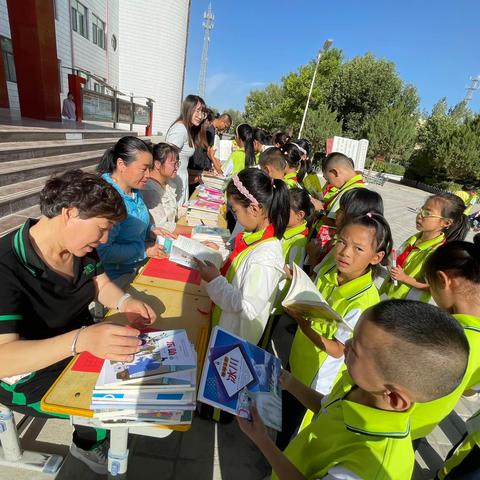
xmin=365 ymin=160 xmax=405 ymax=175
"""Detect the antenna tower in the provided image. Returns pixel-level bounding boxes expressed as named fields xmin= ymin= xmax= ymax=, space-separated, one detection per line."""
xmin=464 ymin=75 xmax=480 ymax=105
xmin=198 ymin=3 xmax=214 ymax=98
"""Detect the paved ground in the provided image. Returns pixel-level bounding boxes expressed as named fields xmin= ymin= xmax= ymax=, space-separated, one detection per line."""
xmin=1 ymin=180 xmax=479 ymax=480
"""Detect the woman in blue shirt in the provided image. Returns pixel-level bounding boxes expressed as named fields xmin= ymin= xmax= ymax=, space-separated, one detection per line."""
xmin=97 ymin=136 xmax=168 ymax=288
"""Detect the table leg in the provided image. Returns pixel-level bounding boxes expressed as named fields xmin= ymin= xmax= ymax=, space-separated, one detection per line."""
xmin=107 ymin=427 xmax=129 ymax=476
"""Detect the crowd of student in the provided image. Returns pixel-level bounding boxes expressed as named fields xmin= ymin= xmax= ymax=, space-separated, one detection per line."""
xmin=0 ymin=93 xmax=478 ymax=478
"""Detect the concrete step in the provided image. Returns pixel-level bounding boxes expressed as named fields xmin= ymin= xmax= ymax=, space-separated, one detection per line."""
xmin=0 ymin=129 xmax=138 ymax=143
xmin=0 ymin=165 xmax=97 ymax=219
xmin=0 ymin=149 xmax=104 ymax=186
xmin=0 ymin=138 xmax=120 ymax=162
xmin=0 ymin=204 xmax=41 ymax=237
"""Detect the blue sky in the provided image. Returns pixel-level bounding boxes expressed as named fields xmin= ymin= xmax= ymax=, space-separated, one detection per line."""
xmin=183 ymin=0 xmax=479 ymax=115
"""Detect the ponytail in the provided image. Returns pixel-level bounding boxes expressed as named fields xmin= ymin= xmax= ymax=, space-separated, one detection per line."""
xmin=431 ymin=193 xmax=469 ymax=242
xmin=425 ymin=233 xmax=480 ymax=286
xmin=97 ymin=136 xmax=152 ymax=174
xmin=281 ymin=143 xmax=303 ymax=170
xmin=237 ymin=123 xmax=255 ymax=168
xmin=226 ymin=168 xmax=290 ymax=239
xmin=270 ymin=179 xmax=290 ymax=238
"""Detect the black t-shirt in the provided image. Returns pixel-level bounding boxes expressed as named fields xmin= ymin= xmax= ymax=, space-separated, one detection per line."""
xmin=0 ymin=218 xmax=104 ymax=403
xmin=188 ymin=126 xmax=215 ymax=172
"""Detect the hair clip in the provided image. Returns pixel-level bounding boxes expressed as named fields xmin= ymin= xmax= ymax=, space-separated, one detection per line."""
xmin=366 ymin=212 xmax=372 ymax=218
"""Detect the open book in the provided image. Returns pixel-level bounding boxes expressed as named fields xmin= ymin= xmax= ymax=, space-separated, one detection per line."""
xmin=170 ymin=235 xmax=225 ymax=270
xmin=282 ymin=264 xmax=350 ymax=329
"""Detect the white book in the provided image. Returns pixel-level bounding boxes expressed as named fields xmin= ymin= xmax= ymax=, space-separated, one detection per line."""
xmin=282 ymin=264 xmax=349 ymax=329
xmin=170 ymin=235 xmax=224 ymax=270
xmin=91 ymin=389 xmax=195 ymax=405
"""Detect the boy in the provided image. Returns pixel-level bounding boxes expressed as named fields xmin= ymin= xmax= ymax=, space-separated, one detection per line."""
xmin=259 ymin=148 xmax=287 ymax=181
xmin=306 ymin=153 xmax=365 ymax=266
xmin=238 ymin=300 xmax=469 ymax=480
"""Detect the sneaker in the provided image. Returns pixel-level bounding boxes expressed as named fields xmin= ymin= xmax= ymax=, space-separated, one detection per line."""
xmin=69 ymin=440 xmax=109 ymax=475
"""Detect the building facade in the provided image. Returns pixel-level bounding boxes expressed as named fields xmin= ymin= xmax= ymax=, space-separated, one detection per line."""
xmin=0 ymin=0 xmax=190 ymax=133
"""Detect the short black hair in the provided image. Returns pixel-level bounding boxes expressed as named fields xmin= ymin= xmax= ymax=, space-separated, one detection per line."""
xmin=151 ymin=142 xmax=179 ymax=166
xmin=259 ymin=147 xmax=286 ymax=172
xmin=365 ymin=300 xmax=469 ymax=402
xmin=322 ymin=152 xmax=355 ymax=172
xmin=338 ymin=188 xmax=384 ymax=226
xmin=40 ymin=169 xmax=127 ymax=222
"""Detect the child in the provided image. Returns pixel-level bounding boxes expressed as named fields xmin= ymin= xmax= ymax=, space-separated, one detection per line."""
xmin=259 ymin=147 xmax=287 ymax=181
xmin=380 ymin=192 xmax=469 ymax=302
xmin=278 ymin=212 xmax=392 ymax=448
xmin=406 ymin=235 xmax=480 ymax=440
xmin=197 ymin=168 xmax=290 ymax=345
xmin=282 ymin=143 xmax=304 ymax=189
xmin=253 ymin=128 xmax=272 ymax=163
xmin=307 ymin=187 xmax=384 ymax=266
xmin=238 ymin=300 xmax=469 ymax=480
xmin=305 ymin=153 xmax=365 ymax=268
xmin=282 ymin=189 xmax=313 ymax=270
xmin=142 ymin=142 xmax=192 ymax=236
xmin=222 ymin=123 xmax=256 ymax=177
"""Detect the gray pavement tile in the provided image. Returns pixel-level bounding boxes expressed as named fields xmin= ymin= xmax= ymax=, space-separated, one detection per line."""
xmin=130 ymin=430 xmax=182 ymax=459
xmin=174 ymin=459 xmax=217 ymax=480
xmin=178 ymin=416 xmax=216 ymax=460
xmin=126 ymin=454 xmax=175 ymax=480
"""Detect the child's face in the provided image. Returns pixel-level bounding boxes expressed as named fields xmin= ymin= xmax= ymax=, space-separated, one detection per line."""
xmin=323 ymin=167 xmax=347 ymax=189
xmin=287 ymin=208 xmax=305 ymax=228
xmin=335 ymin=224 xmax=384 ymax=278
xmin=415 ymin=198 xmax=452 ymax=234
xmin=229 ymin=197 xmax=265 ymax=233
xmin=344 ymin=315 xmax=388 ymax=393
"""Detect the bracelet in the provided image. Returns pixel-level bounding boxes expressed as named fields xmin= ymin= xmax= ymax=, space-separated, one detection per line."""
xmin=116 ymin=293 xmax=132 ymax=312
xmin=71 ymin=326 xmax=87 ymax=356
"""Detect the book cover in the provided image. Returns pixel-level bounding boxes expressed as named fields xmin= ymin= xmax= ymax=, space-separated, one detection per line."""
xmin=97 ymin=330 xmax=196 ymax=388
xmin=91 ymin=389 xmax=194 ymax=404
xmin=197 ymin=326 xmax=282 ymax=431
xmin=169 ymin=235 xmax=224 ymax=270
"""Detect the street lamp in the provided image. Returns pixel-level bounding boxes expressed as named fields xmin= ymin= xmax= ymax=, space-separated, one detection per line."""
xmin=298 ymin=39 xmax=333 ymax=138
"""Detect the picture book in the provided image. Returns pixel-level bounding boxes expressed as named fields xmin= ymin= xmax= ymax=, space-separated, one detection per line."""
xmin=96 ymin=330 xmax=196 ymax=388
xmin=169 ymin=235 xmax=224 ymax=270
xmin=198 ymin=326 xmax=282 ymax=431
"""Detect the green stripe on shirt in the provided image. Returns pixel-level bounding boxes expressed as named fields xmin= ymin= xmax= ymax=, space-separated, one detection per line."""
xmin=0 ymin=314 xmax=23 ymax=321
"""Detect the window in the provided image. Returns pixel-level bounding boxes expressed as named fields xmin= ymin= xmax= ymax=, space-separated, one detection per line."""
xmin=71 ymin=0 xmax=88 ymax=39
xmin=0 ymin=36 xmax=16 ymax=83
xmin=111 ymin=34 xmax=117 ymax=52
xmin=92 ymin=15 xmax=106 ymax=50
xmin=94 ymin=82 xmax=106 ymax=94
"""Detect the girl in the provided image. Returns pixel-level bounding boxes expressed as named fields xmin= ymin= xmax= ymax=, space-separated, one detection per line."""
xmin=282 ymin=143 xmax=304 ymax=189
xmin=223 ymin=123 xmax=256 ymax=177
xmin=277 ymin=212 xmax=392 ymax=448
xmin=142 ymin=143 xmax=193 ymax=236
xmin=253 ymin=128 xmax=272 ymax=163
xmin=308 ymin=187 xmax=384 ymax=266
xmin=197 ymin=168 xmax=290 ymax=345
xmin=166 ymin=94 xmax=207 ymax=206
xmin=273 ymin=131 xmax=291 ymax=149
xmin=380 ymin=192 xmax=469 ymax=302
xmin=96 ymin=136 xmax=166 ymax=288
xmin=282 ymin=188 xmax=313 ymax=270
xmin=409 ymin=236 xmax=480 ymax=443
xmin=294 ymin=138 xmax=312 ymax=184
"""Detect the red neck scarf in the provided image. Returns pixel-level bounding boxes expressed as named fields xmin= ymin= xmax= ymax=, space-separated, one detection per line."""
xmin=324 ymin=178 xmax=365 ymax=211
xmin=221 ymin=224 xmax=275 ymax=276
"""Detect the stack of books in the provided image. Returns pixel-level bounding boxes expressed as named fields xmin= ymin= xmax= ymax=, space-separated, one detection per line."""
xmin=186 ymin=198 xmax=223 ymax=227
xmin=90 ymin=329 xmax=197 ymax=426
xmin=201 ymin=173 xmax=228 ymax=191
xmin=197 ymin=185 xmax=225 ymax=205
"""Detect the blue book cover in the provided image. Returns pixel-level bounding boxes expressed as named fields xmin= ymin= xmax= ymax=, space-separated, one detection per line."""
xmin=197 ymin=326 xmax=282 ymax=431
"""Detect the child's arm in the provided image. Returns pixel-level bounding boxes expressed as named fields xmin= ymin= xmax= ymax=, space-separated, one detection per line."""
xmin=390 ymin=266 xmax=429 ymax=290
xmin=286 ymin=309 xmax=345 ymax=358
xmin=281 ymin=370 xmax=324 ymax=413
xmin=238 ymin=404 xmax=306 ymax=480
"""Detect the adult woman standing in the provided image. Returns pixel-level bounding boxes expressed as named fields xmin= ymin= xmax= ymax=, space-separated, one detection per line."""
xmin=166 ymin=94 xmax=207 ymax=206
xmin=96 ymin=136 xmax=167 ymax=288
xmin=0 ymin=170 xmax=156 ymax=474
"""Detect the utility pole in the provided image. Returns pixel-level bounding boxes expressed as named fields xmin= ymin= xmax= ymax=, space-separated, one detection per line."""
xmin=198 ymin=2 xmax=214 ymax=99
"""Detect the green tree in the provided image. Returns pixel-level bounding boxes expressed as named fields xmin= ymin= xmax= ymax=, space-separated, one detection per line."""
xmin=280 ymin=49 xmax=343 ymax=131
xmin=326 ymin=53 xmax=418 ymax=137
xmin=365 ymin=103 xmax=418 ymax=164
xmin=302 ymin=103 xmax=343 ymax=153
xmin=244 ymin=83 xmax=286 ymax=131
